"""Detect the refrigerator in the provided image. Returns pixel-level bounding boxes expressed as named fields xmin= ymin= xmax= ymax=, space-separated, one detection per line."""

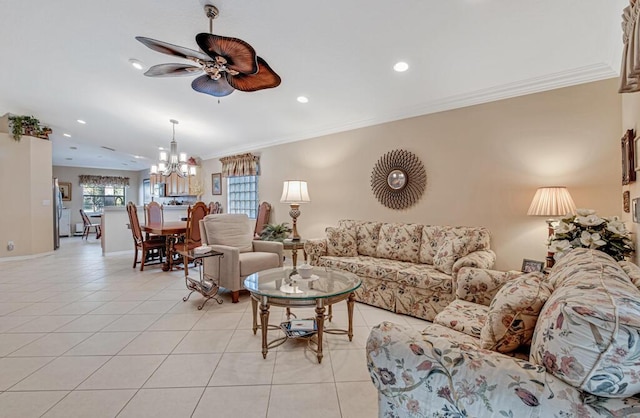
xmin=53 ymin=178 xmax=62 ymax=250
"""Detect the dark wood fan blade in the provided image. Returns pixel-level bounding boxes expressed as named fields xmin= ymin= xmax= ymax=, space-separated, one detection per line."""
xmin=195 ymin=33 xmax=258 ymax=75
xmin=191 ymin=74 xmax=235 ymax=97
xmin=136 ymin=36 xmax=210 ymax=61
xmin=144 ymin=63 xmax=203 ymax=77
xmin=227 ymin=57 xmax=281 ymax=92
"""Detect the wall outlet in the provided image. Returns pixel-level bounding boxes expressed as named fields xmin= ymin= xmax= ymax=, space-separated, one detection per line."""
xmin=7 ymin=241 xmax=14 ymax=251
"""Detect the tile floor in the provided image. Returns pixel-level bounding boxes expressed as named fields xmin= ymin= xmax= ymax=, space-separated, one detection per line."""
xmin=0 ymin=237 xmax=429 ymax=417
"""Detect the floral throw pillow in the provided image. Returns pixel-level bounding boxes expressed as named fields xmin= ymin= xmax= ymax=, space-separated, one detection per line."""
xmin=480 ymin=272 xmax=552 ymax=353
xmin=326 ymin=227 xmax=357 ymax=257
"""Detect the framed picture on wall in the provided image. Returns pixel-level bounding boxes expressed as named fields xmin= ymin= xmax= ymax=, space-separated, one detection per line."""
xmin=212 ymin=173 xmax=222 ymax=195
xmin=59 ymin=182 xmax=72 ymax=201
xmin=622 ymin=129 xmax=636 ymax=185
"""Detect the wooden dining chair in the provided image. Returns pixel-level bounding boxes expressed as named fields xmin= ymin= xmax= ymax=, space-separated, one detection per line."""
xmin=126 ymin=202 xmax=165 ymax=271
xmin=182 ymin=201 xmax=209 ymax=276
xmin=79 ymin=209 xmax=101 ymax=240
xmin=144 ymin=201 xmax=163 ymax=224
xmin=254 ymin=201 xmax=272 ymax=239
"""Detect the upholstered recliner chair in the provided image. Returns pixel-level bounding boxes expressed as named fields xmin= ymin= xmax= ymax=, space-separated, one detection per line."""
xmin=199 ymin=214 xmax=283 ymax=303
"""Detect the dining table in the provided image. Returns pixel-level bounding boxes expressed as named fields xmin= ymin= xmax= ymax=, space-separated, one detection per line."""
xmin=141 ymin=221 xmax=187 ymax=271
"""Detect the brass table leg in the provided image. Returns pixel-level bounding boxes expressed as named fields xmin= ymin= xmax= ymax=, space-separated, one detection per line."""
xmin=251 ymin=297 xmax=258 ymax=335
xmin=347 ymin=292 xmax=355 ymax=341
xmin=315 ymin=299 xmax=326 ymax=363
xmin=291 ymin=247 xmax=298 ymax=268
xmin=260 ymin=296 xmax=270 ymax=359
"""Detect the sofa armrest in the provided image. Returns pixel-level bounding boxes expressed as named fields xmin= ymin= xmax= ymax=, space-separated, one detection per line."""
xmin=452 ymin=250 xmax=496 ymax=275
xmin=203 ymin=244 xmax=240 ymax=285
xmin=252 ymin=240 xmax=284 ymax=263
xmin=367 ymin=321 xmax=547 ymax=417
xmin=454 ymin=267 xmax=522 ymax=306
xmin=303 ymin=238 xmax=327 ymax=266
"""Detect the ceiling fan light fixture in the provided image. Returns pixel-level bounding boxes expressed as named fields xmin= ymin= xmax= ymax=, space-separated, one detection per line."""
xmin=136 ymin=3 xmax=281 ymax=98
xmin=394 ymin=61 xmax=409 ymax=72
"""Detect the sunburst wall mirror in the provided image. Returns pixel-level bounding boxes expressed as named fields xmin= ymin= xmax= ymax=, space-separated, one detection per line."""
xmin=370 ymin=149 xmax=426 ymax=210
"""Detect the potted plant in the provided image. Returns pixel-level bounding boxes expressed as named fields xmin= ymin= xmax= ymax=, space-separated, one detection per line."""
xmin=8 ymin=115 xmax=51 ymax=141
xmin=548 ymin=208 xmax=635 ymax=261
xmin=259 ymin=223 xmax=292 ymax=241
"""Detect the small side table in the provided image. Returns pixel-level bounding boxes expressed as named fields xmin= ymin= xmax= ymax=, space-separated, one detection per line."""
xmin=177 ymin=248 xmax=224 ymax=310
xmin=282 ymin=239 xmax=307 ymax=268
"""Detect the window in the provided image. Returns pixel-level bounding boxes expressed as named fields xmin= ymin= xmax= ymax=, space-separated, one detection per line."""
xmin=82 ymin=185 xmax=126 ymax=212
xmin=227 ymin=175 xmax=258 ymax=218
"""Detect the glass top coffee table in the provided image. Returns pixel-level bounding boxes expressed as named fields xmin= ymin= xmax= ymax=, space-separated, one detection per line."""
xmin=244 ymin=266 xmax=361 ymax=363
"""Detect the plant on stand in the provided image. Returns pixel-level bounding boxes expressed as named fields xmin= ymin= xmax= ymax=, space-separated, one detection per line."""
xmin=259 ymin=223 xmax=292 ymax=242
xmin=548 ymin=208 xmax=634 ymax=261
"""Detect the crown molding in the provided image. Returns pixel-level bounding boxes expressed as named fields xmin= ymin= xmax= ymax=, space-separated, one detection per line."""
xmin=202 ymin=63 xmax=618 ymax=160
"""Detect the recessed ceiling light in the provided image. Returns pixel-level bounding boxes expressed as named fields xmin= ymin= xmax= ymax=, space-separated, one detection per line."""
xmin=158 ymin=147 xmax=165 ymax=150
xmin=128 ymin=58 xmax=144 ymax=70
xmin=134 ymin=155 xmax=143 ymax=159
xmin=63 ymin=133 xmax=71 ymax=138
xmin=297 ymin=96 xmax=309 ymax=104
xmin=393 ymin=61 xmax=409 ymax=72
xmin=77 ymin=119 xmax=86 ymax=124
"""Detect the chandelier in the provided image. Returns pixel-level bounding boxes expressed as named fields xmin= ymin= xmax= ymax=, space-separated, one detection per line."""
xmin=150 ymin=119 xmax=196 ymax=178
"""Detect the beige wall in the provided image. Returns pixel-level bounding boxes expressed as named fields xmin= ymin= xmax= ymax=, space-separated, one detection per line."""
xmin=52 ymin=166 xmax=142 ymax=228
xmin=201 ymin=79 xmax=622 ymax=271
xmin=0 ymin=133 xmax=53 ymax=258
xmin=621 ymin=91 xmax=640 ymax=264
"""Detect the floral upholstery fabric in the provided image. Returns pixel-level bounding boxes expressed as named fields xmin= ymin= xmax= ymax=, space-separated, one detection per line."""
xmin=367 ymin=321 xmax=640 ymax=418
xmin=480 ymin=272 xmax=552 ymax=353
xmin=356 ymin=222 xmax=382 ymax=257
xmin=531 ymin=248 xmax=640 ymax=398
xmin=432 ymin=227 xmax=493 ymax=274
xmin=455 ymin=267 xmax=522 ymax=306
xmin=325 ymin=227 xmax=357 ymax=257
xmin=618 ymin=260 xmax=640 ymax=289
xmin=433 ymin=299 xmax=488 ymax=338
xmin=304 ymin=238 xmax=327 ymax=265
xmin=308 ymin=220 xmax=495 ymax=320
xmin=376 ymin=223 xmax=423 ymax=263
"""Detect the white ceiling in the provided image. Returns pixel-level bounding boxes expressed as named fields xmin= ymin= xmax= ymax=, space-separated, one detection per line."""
xmin=0 ymin=0 xmax=627 ymax=170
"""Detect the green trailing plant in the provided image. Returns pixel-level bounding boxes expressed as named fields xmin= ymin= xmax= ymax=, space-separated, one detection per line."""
xmin=8 ymin=115 xmax=51 ymax=141
xmin=260 ymin=223 xmax=292 ymax=241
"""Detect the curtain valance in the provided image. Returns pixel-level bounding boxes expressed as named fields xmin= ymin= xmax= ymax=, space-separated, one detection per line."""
xmin=620 ymin=0 xmax=640 ymax=93
xmin=220 ymin=153 xmax=260 ymax=177
xmin=79 ymin=175 xmax=130 ymax=187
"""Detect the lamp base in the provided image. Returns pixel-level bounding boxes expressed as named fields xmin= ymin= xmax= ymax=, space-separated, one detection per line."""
xmin=289 ymin=204 xmax=301 ymax=241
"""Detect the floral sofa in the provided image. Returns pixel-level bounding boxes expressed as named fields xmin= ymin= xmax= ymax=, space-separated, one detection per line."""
xmin=304 ymin=220 xmax=496 ymax=320
xmin=366 ymin=248 xmax=640 ymax=417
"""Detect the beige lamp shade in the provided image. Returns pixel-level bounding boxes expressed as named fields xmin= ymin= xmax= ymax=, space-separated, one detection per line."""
xmin=280 ymin=181 xmax=311 ymax=203
xmin=527 ymin=186 xmax=576 ymax=217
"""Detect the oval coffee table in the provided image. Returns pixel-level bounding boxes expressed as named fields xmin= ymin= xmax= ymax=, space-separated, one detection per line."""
xmin=244 ymin=266 xmax=361 ymax=363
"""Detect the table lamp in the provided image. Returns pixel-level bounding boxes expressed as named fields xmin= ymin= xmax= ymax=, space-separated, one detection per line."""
xmin=527 ymin=186 xmax=577 ymax=268
xmin=280 ymin=181 xmax=311 ymax=241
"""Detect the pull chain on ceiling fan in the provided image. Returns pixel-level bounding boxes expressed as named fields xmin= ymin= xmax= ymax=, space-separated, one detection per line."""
xmin=136 ymin=4 xmax=281 ymax=97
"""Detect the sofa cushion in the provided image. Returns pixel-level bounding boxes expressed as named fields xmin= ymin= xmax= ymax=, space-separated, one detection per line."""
xmin=396 ymin=264 xmax=452 ymax=293
xmin=201 ymin=214 xmax=253 ymax=253
xmin=318 ymin=255 xmax=412 ymax=281
xmin=531 ymin=248 xmax=640 ymax=398
xmin=433 ymin=300 xmax=488 ymax=339
xmin=356 ymin=222 xmax=382 ymax=257
xmin=431 ymin=227 xmax=492 ymax=274
xmin=480 ymin=272 xmax=552 ymax=353
xmin=419 ymin=226 xmax=447 ymax=264
xmin=326 ymin=227 xmax=357 ymax=257
xmin=376 ymin=223 xmax=423 ymax=263
xmin=618 ymin=260 xmax=640 ymax=290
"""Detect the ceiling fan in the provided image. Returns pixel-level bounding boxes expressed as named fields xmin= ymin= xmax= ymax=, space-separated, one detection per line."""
xmin=136 ymin=4 xmax=281 ymax=97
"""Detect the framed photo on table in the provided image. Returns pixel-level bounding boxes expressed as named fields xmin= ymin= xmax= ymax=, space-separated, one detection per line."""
xmin=59 ymin=182 xmax=72 ymax=201
xmin=521 ymin=259 xmax=544 ymax=273
xmin=212 ymin=173 xmax=222 ymax=195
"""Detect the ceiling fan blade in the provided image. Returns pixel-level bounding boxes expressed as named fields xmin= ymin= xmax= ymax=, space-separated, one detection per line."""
xmin=144 ymin=63 xmax=203 ymax=77
xmin=195 ymin=33 xmax=258 ymax=75
xmin=191 ymin=74 xmax=235 ymax=97
xmin=136 ymin=36 xmax=210 ymax=61
xmin=227 ymin=57 xmax=281 ymax=92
